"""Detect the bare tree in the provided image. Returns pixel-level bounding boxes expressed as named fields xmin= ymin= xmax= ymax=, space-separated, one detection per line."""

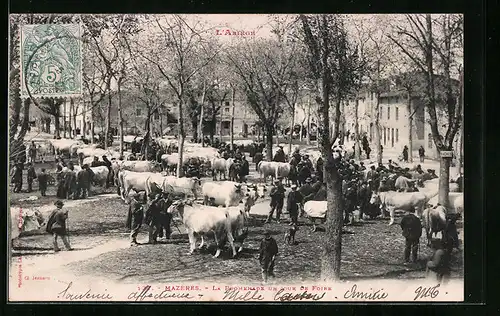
xmin=389 ymin=14 xmax=463 ymax=207
xmin=299 ymin=14 xmax=362 ymax=281
xmin=138 ymin=15 xmax=218 ymax=176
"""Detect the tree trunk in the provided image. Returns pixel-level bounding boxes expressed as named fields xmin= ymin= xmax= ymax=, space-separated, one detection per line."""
xmin=288 ymin=102 xmax=295 ymax=155
xmin=105 ymin=92 xmax=112 ymax=150
xmin=321 ymin=156 xmax=343 ymax=281
xmin=118 ymin=80 xmax=124 ymax=157
xmin=407 ymin=92 xmax=413 ymax=163
xmin=307 ymin=97 xmax=311 ymax=145
xmin=90 ymin=99 xmax=95 ymax=144
xmin=339 ymin=100 xmax=346 ymax=145
xmin=219 ymin=100 xmax=223 ymax=140
xmin=69 ymin=98 xmax=73 ymax=139
xmin=354 ymin=99 xmax=361 ymax=161
xmin=230 ymin=87 xmax=235 ymax=150
xmin=438 ymin=157 xmax=452 ymax=208
xmin=160 ymin=107 xmax=163 ymax=138
xmin=199 ymin=81 xmax=206 ymax=146
xmin=82 ymin=100 xmax=87 ymax=137
xmin=177 ymin=98 xmax=186 ymax=178
xmin=265 ymin=126 xmax=273 ymax=161
xmin=63 ymin=99 xmax=67 ymax=138
xmin=374 ymin=93 xmax=382 ymax=163
xmin=45 ymin=118 xmax=51 ymax=134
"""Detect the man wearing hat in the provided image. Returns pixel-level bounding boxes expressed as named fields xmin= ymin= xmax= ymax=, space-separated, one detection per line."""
xmin=258 ymin=230 xmax=278 ymax=283
xmin=64 ymin=163 xmax=78 ymax=200
xmin=299 ymin=178 xmax=314 ymax=206
xmin=101 ymin=155 xmax=113 ymax=188
xmin=266 ymin=179 xmax=285 ymax=224
xmin=126 ymin=192 xmax=145 ymax=246
xmin=46 ymin=200 xmax=72 ymax=252
xmin=286 ymin=184 xmax=303 ymax=226
xmin=145 ymin=193 xmax=163 ymax=244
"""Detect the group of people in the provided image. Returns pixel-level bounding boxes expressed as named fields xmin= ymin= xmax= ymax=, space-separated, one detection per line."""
xmin=126 ymin=191 xmax=175 ymax=245
xmin=10 ymin=160 xmax=49 ymax=195
xmin=55 ymin=160 xmax=95 ymax=200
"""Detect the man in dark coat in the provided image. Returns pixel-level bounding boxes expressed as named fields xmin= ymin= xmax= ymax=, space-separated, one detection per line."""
xmin=26 ymin=162 xmax=36 ymax=193
xmin=64 ymin=164 xmax=78 ymax=200
xmin=37 ymin=168 xmax=48 ymax=196
xmin=299 ymin=178 xmax=315 ymax=202
xmin=266 ymin=180 xmax=285 ymax=223
xmin=12 ymin=161 xmax=24 ymax=193
xmin=90 ymin=156 xmax=101 ymax=167
xmin=426 ymin=239 xmax=452 ymax=283
xmin=400 ymin=210 xmax=422 ymax=263
xmin=418 ymin=145 xmax=425 ymax=163
xmin=241 ymin=155 xmax=249 ymax=182
xmin=55 ymin=165 xmax=66 ymax=198
xmin=102 ymin=155 xmax=113 ymax=187
xmin=258 ymin=230 xmax=278 ymax=283
xmin=145 ymin=194 xmax=163 ymax=244
xmin=76 ymin=164 xmax=92 ymax=199
xmin=273 ymin=146 xmax=286 ymax=163
xmin=157 ymin=192 xmax=174 ymax=239
xmin=126 ymin=192 xmax=145 ymax=245
xmin=292 ymin=148 xmax=301 ymax=163
xmin=402 ymin=145 xmax=409 ymax=162
xmin=297 ymin=159 xmax=312 ymax=187
xmin=286 ymin=185 xmax=303 ymax=225
xmin=343 ymin=181 xmax=358 ymax=225
xmin=357 ymin=180 xmax=371 ymax=222
xmin=315 ymin=157 xmax=324 ymax=183
xmin=46 ymin=200 xmax=72 ymax=252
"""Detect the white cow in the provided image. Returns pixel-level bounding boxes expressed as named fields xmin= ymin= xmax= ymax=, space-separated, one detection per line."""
xmin=257 ymin=161 xmax=280 ymax=183
xmin=118 ymin=170 xmax=155 ymax=202
xmin=370 ymin=191 xmax=428 ymax=225
xmin=89 ymin=166 xmax=110 ymax=186
xmin=211 ymin=158 xmax=230 ymax=180
xmin=167 ymin=200 xmax=238 ymax=258
xmin=422 ymin=205 xmax=447 ymax=246
xmin=10 ymin=208 xmax=45 ymax=240
xmin=303 ymin=200 xmax=327 ymax=231
xmin=202 ymin=181 xmax=248 ymax=207
xmin=120 ymin=161 xmax=162 ymax=173
xmin=162 ymin=176 xmax=201 ymax=199
xmin=427 ymin=193 xmax=464 ymax=215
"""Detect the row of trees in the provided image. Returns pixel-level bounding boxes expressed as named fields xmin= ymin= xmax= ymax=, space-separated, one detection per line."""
xmin=9 ymin=14 xmax=463 ymax=280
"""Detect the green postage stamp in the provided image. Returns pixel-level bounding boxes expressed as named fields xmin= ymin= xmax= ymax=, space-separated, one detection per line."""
xmin=20 ymin=24 xmax=82 ymax=98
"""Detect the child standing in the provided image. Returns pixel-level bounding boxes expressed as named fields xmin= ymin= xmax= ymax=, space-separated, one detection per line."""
xmin=37 ymin=168 xmax=48 ymax=196
xmin=258 ymin=230 xmax=278 ymax=283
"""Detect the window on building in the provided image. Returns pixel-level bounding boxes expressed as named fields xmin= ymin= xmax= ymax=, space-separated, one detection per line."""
xmin=224 ymin=107 xmax=230 ymax=113
xmin=225 ymin=101 xmax=230 ymax=106
xmin=222 ymin=121 xmax=230 ymax=129
xmin=396 ymin=128 xmax=399 ymax=142
xmin=395 ymin=107 xmax=399 ymax=121
xmin=136 ymin=108 xmax=141 ymax=116
xmin=387 ymin=106 xmax=390 ymax=120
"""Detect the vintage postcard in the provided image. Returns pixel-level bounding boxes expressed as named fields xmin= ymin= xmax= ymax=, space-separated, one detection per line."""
xmin=8 ymin=13 xmax=464 ymax=302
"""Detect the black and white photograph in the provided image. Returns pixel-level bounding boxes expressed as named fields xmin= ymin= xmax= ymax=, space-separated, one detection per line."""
xmin=8 ymin=13 xmax=464 ymax=302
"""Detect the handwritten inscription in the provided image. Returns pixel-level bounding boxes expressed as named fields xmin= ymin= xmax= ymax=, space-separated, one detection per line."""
xmin=222 ymin=288 xmax=264 ymax=301
xmin=414 ymin=284 xmax=440 ymax=301
xmin=57 ymin=282 xmax=113 ymax=301
xmin=274 ymin=289 xmax=326 ymax=301
xmin=128 ymin=285 xmax=194 ymax=301
xmin=344 ymin=284 xmax=388 ymax=300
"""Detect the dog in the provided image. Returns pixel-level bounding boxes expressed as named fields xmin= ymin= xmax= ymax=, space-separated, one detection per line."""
xmin=284 ymin=224 xmax=298 ymax=245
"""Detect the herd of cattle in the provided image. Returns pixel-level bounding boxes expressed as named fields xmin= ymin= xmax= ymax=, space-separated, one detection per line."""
xmin=12 ymin=136 xmax=463 ymax=259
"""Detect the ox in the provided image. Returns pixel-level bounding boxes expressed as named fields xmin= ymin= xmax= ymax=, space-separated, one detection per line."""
xmin=211 ymin=158 xmax=229 ymax=181
xmin=120 ymin=161 xmax=162 ymax=173
xmin=303 ymin=200 xmax=327 ymax=232
xmin=394 ymin=176 xmax=418 ymax=192
xmin=370 ymin=191 xmax=427 ymax=226
xmin=167 ymin=200 xmax=239 ymax=258
xmin=162 ymin=176 xmax=202 ymax=199
xmin=427 ymin=193 xmax=464 ymax=215
xmin=257 ymin=161 xmax=291 ymax=184
xmin=422 ymin=205 xmax=446 ymax=246
xmin=10 ymin=208 xmax=45 ymax=240
xmin=118 ymin=170 xmax=157 ymax=203
xmin=88 ymin=166 xmax=110 ymax=186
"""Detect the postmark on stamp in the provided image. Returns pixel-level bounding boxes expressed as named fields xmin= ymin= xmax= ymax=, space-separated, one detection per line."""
xmin=20 ymin=24 xmax=82 ymax=98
